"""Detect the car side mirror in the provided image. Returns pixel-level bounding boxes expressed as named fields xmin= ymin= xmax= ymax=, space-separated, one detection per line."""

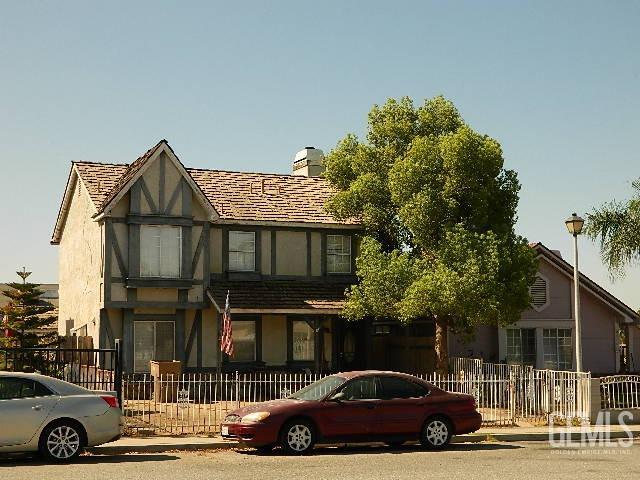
xmin=329 ymin=391 xmax=345 ymax=402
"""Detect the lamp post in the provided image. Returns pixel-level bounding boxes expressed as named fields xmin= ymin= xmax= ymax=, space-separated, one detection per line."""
xmin=565 ymin=213 xmax=585 ymax=372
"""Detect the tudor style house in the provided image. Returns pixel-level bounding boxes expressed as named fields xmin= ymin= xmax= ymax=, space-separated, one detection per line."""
xmin=52 ymin=140 xmax=366 ymax=374
xmin=52 ymin=140 xmax=640 ymax=375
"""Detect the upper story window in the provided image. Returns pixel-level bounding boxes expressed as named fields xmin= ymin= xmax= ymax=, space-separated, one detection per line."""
xmin=529 ymin=274 xmax=549 ymax=311
xmin=140 ymin=225 xmax=182 ymax=278
xmin=327 ymin=235 xmax=351 ymax=274
xmin=229 ymin=231 xmax=256 ymax=272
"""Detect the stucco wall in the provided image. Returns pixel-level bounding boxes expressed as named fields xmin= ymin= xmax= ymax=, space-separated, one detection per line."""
xmin=137 ymin=151 xmax=185 ymax=216
xmin=261 ymin=231 xmax=272 ymax=274
xmin=262 ymin=314 xmax=287 ymax=366
xmin=449 ymin=326 xmax=499 ymax=363
xmin=58 ymin=177 xmax=104 ymax=338
xmin=137 ymin=288 xmax=179 ymax=303
xmin=185 ymin=309 xmax=197 ymax=368
xmin=210 ymin=228 xmax=222 ymax=274
xmin=580 ymin=288 xmax=622 ymax=374
xmin=275 ymin=231 xmax=306 ymax=275
xmin=311 ymin=232 xmax=322 ymax=276
xmin=202 ymin=308 xmax=218 ymax=367
xmin=521 ymin=259 xmax=572 ymax=320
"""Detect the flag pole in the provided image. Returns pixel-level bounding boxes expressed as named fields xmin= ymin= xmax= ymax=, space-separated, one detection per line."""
xmin=216 ymin=293 xmax=225 ymax=430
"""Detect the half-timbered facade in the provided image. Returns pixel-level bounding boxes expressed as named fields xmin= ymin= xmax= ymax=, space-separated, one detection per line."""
xmin=52 ymin=140 xmax=362 ymax=373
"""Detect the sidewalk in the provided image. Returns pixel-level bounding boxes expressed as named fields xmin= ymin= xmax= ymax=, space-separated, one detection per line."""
xmin=88 ymin=425 xmax=640 ymax=455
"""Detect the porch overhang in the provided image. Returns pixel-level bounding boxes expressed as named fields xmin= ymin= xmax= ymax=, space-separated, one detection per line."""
xmin=206 ymin=280 xmax=351 ymax=315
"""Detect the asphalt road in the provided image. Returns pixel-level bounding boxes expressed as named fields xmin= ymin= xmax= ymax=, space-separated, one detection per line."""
xmin=2 ymin=441 xmax=639 ymax=480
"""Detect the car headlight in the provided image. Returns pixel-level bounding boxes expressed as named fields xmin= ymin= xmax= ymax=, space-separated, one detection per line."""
xmin=241 ymin=412 xmax=271 ymax=423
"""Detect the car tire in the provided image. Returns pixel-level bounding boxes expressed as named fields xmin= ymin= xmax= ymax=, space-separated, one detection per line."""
xmin=39 ymin=421 xmax=85 ymax=462
xmin=420 ymin=416 xmax=452 ymax=449
xmin=279 ymin=419 xmax=316 ymax=455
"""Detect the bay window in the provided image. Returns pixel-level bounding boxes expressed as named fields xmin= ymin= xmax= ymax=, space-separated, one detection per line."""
xmin=140 ymin=225 xmax=182 ymax=278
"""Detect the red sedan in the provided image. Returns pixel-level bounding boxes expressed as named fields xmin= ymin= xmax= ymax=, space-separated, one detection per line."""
xmin=221 ymin=371 xmax=482 ymax=454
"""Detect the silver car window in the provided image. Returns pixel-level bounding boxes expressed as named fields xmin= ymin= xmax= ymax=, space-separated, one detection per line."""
xmin=0 ymin=377 xmax=53 ymax=400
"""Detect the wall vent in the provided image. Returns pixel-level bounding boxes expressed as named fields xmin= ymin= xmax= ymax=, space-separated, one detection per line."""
xmin=530 ymin=275 xmax=549 ymax=311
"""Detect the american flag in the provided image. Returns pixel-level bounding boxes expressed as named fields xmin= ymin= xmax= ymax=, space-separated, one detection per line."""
xmin=220 ymin=291 xmax=234 ymax=357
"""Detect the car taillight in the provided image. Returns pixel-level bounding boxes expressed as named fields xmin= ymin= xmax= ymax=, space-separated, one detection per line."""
xmin=101 ymin=395 xmax=119 ymax=408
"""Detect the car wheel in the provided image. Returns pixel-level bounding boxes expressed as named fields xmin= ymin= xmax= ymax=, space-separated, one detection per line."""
xmin=420 ymin=417 xmax=452 ymax=449
xmin=39 ymin=422 xmax=84 ymax=462
xmin=279 ymin=419 xmax=316 ymax=455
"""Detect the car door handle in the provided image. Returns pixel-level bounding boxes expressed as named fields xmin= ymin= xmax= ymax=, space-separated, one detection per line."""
xmin=365 ymin=404 xmax=376 ymax=409
xmin=32 ymin=405 xmax=42 ymax=411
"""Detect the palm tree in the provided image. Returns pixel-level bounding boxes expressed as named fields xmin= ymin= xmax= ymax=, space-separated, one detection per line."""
xmin=585 ymin=179 xmax=640 ymax=277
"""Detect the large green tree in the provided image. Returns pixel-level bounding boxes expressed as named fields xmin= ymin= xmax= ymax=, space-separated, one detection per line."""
xmin=324 ymin=96 xmax=537 ymax=372
xmin=585 ymin=179 xmax=640 ymax=277
xmin=1 ymin=282 xmax=58 ymax=348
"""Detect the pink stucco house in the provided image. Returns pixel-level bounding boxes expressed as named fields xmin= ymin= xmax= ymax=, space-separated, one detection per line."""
xmin=450 ymin=243 xmax=640 ymax=375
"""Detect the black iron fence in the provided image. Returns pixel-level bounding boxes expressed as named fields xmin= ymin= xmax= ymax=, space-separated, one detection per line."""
xmin=0 ymin=342 xmax=122 ymax=404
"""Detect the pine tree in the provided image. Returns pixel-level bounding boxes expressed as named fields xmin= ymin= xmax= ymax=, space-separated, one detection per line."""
xmin=1 ymin=282 xmax=58 ymax=348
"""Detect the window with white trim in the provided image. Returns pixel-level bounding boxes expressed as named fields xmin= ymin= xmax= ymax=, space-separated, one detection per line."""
xmin=140 ymin=225 xmax=182 ymax=278
xmin=134 ymin=321 xmax=175 ymax=373
xmin=530 ymin=275 xmax=549 ymax=311
xmin=327 ymin=235 xmax=351 ymax=274
xmin=229 ymin=231 xmax=256 ymax=272
xmin=505 ymin=328 xmax=536 ymax=367
xmin=543 ymin=328 xmax=573 ymax=370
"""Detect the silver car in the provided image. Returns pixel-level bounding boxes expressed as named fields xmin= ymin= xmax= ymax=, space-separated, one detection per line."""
xmin=0 ymin=372 xmax=123 ymax=461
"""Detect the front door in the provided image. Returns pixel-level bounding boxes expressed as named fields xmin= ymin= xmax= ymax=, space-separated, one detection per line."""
xmin=338 ymin=321 xmax=366 ymax=371
xmin=0 ymin=377 xmax=59 ymax=446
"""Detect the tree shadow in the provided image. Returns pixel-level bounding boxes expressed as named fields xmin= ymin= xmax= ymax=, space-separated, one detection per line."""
xmin=0 ymin=453 xmax=179 ymax=466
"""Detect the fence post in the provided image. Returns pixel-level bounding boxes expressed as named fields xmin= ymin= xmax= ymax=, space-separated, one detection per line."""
xmin=114 ymin=338 xmax=123 ymax=407
xmin=235 ymin=371 xmax=240 ymax=409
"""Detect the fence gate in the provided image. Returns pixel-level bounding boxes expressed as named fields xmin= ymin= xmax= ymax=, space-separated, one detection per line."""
xmin=0 ymin=341 xmax=123 ymax=405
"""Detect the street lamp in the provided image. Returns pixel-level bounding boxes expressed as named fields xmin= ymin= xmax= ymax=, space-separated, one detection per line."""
xmin=565 ymin=213 xmax=584 ymax=372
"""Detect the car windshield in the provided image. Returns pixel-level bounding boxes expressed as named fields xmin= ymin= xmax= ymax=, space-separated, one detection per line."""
xmin=289 ymin=375 xmax=346 ymax=401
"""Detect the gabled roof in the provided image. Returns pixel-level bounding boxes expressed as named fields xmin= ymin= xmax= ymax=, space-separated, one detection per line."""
xmin=531 ymin=242 xmax=639 ymax=323
xmin=52 ymin=140 xmax=358 ymax=243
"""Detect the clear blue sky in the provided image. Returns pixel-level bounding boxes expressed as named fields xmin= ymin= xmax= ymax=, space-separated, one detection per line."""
xmin=1 ymin=1 xmax=639 ymax=308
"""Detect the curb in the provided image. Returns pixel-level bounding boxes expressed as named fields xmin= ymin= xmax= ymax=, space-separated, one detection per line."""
xmin=454 ymin=430 xmax=640 ymax=444
xmin=87 ymin=440 xmax=237 ymax=455
xmin=87 ymin=430 xmax=640 ymax=455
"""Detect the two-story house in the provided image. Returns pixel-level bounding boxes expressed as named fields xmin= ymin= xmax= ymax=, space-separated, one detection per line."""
xmin=51 ymin=140 xmax=365 ymax=374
